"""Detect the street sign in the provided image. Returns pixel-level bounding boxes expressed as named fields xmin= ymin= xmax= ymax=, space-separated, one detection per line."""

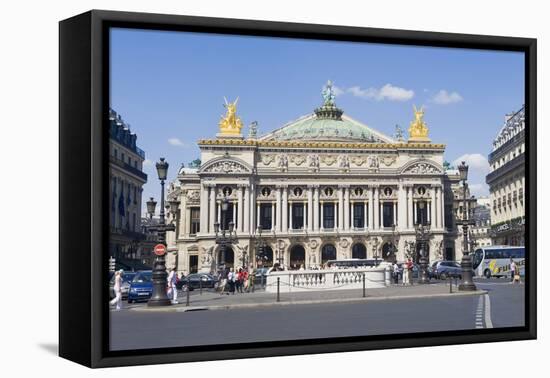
xmin=153 ymin=244 xmax=166 ymax=256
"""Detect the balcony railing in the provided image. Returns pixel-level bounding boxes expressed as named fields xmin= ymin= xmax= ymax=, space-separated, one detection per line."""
xmin=110 ymin=156 xmax=148 ymax=182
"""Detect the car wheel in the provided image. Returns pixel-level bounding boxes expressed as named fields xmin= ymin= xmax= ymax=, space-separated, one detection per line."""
xmin=440 ymin=273 xmax=447 ymax=280
xmin=128 ymin=299 xmax=133 ymax=304
xmin=484 ymin=269 xmax=491 ymax=279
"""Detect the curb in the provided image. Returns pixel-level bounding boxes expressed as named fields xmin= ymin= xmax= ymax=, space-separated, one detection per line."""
xmin=130 ymin=289 xmax=487 ymax=313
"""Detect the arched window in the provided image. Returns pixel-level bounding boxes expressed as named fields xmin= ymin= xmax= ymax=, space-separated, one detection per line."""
xmin=321 ymin=244 xmax=337 ymax=264
xmin=352 ymin=243 xmax=367 ymax=259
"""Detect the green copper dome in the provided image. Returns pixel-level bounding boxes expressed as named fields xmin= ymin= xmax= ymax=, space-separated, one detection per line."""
xmin=259 ymin=81 xmax=394 ymax=143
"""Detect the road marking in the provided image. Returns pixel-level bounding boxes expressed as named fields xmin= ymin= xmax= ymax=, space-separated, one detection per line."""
xmin=475 ymin=295 xmax=485 ymax=328
xmin=484 ymin=293 xmax=494 ymax=328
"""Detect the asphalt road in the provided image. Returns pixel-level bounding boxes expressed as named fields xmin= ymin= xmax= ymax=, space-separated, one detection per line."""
xmin=109 ymin=278 xmax=525 ymax=351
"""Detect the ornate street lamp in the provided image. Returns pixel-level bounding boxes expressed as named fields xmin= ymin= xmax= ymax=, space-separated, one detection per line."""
xmin=255 ymin=226 xmax=267 ymax=267
xmin=147 ymin=158 xmax=176 ymax=307
xmin=146 ymin=197 xmax=157 ymax=219
xmin=414 ymin=221 xmax=431 ymax=284
xmin=372 ymin=237 xmax=380 ymax=266
xmin=214 ymin=196 xmax=237 ymax=274
xmin=457 ymin=161 xmax=477 ymax=291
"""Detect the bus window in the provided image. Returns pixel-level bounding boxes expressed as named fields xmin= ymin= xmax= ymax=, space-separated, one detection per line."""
xmin=473 ymin=249 xmax=483 ymax=269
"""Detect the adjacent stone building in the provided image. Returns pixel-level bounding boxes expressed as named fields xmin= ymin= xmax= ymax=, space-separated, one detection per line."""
xmin=486 ymin=106 xmax=525 ymax=246
xmin=109 ymin=109 xmax=148 ymax=267
xmin=165 ymin=83 xmax=470 ymax=274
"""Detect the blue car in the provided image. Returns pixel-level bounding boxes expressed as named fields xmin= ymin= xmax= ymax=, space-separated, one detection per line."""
xmin=127 ymin=270 xmax=153 ymax=303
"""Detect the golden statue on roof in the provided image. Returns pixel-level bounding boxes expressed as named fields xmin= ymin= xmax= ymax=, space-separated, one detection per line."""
xmin=218 ymin=97 xmax=244 ymax=137
xmin=408 ymin=105 xmax=431 ymax=143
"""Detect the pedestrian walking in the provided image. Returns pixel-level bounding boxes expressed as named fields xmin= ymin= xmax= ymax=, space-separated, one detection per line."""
xmin=109 ymin=270 xmax=123 ymax=310
xmin=167 ymin=267 xmax=178 ymax=304
xmin=219 ymin=270 xmax=228 ymax=295
xmin=243 ymin=269 xmax=249 ymax=292
xmin=248 ymin=265 xmax=255 ymax=292
xmin=510 ymin=258 xmax=518 ymax=284
xmin=228 ymin=268 xmax=236 ymax=294
xmin=392 ymin=261 xmax=400 ymax=284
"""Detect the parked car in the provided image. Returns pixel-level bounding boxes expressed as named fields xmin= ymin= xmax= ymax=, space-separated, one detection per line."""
xmin=127 ymin=270 xmax=153 ymax=303
xmin=109 ymin=271 xmax=136 ymax=300
xmin=178 ymin=273 xmax=218 ymax=290
xmin=431 ymin=261 xmax=463 ymax=280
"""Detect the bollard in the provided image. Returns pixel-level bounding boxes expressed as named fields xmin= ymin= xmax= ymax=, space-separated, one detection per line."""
xmin=449 ymin=275 xmax=453 ymax=293
xmin=276 ymin=277 xmax=280 ymax=302
xmin=261 ymin=273 xmax=264 ymax=290
xmin=186 ymin=285 xmax=190 ymax=306
xmin=363 ymin=273 xmax=366 ymax=298
xmin=199 ymin=278 xmax=203 ymax=295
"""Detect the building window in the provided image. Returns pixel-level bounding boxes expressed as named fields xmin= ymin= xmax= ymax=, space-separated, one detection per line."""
xmin=384 ymin=187 xmax=393 ymax=196
xmin=353 ymin=203 xmax=365 ymax=228
xmin=417 ymin=186 xmax=426 ymax=195
xmin=323 ymin=203 xmax=335 ymax=229
xmin=293 ymin=187 xmax=303 ymax=197
xmin=292 ymin=203 xmax=304 ymax=229
xmin=354 ymin=187 xmax=363 ymax=196
xmin=222 ymin=186 xmax=233 ymax=196
xmin=382 ymin=202 xmax=394 ymax=227
xmin=416 ymin=201 xmax=428 ymax=225
xmin=261 ymin=187 xmax=271 ymax=197
xmin=260 ymin=203 xmax=272 ymax=230
xmin=190 ymin=207 xmax=200 ymax=235
xmin=324 ymin=187 xmax=333 ymax=196
xmin=519 ymin=188 xmax=524 ymax=203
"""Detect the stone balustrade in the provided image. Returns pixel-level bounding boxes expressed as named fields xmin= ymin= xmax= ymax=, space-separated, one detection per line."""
xmin=265 ymin=266 xmax=389 ymax=293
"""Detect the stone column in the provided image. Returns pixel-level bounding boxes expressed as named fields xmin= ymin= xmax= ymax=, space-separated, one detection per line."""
xmin=373 ymin=186 xmax=380 ymax=230
xmin=232 ymin=201 xmax=237 ymax=228
xmin=200 ymin=183 xmax=209 ymax=234
xmin=237 ymin=185 xmax=244 ymax=232
xmin=210 ymin=185 xmax=217 ymax=234
xmin=271 ymin=202 xmax=275 ymax=230
xmin=413 ymin=200 xmax=417 ymax=225
xmin=393 ymin=202 xmax=397 ymax=226
xmin=407 ymin=186 xmax=413 ymax=229
xmin=344 ymin=186 xmax=350 ymax=230
xmin=250 ymin=184 xmax=256 ymax=232
xmin=398 ymin=183 xmax=406 ymax=231
xmin=437 ymin=185 xmax=444 ymax=229
xmin=364 ymin=202 xmax=368 ymax=229
xmin=256 ymin=203 xmax=260 ymax=229
xmin=307 ymin=186 xmax=313 ymax=231
xmin=313 ymin=186 xmax=319 ymax=231
xmin=244 ymin=185 xmax=250 ymax=234
xmin=184 ymin=206 xmax=191 ymax=237
xmin=431 ymin=185 xmax=436 ymax=226
xmin=338 ymin=187 xmax=344 ymax=230
xmin=282 ymin=186 xmax=288 ymax=232
xmin=368 ymin=188 xmax=374 ymax=229
xmin=276 ymin=186 xmax=282 ymax=232
xmin=320 ymin=201 xmax=324 ymax=231
xmin=350 ymin=201 xmax=355 ymax=229
xmin=289 ymin=201 xmax=293 ymax=230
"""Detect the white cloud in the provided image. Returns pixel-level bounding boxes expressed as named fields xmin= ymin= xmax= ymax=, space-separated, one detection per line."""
xmin=143 ymin=159 xmax=153 ymax=167
xmin=332 ymin=85 xmax=345 ymax=97
xmin=468 ymin=183 xmax=489 ymax=197
xmin=347 ymin=83 xmax=414 ymax=102
xmin=168 ymin=137 xmax=187 ymax=147
xmin=432 ymin=90 xmax=463 ymax=105
xmin=452 ymin=153 xmax=490 ymax=175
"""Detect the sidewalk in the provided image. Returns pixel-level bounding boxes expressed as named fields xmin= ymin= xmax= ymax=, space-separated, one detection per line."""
xmin=132 ymin=282 xmax=486 ymax=313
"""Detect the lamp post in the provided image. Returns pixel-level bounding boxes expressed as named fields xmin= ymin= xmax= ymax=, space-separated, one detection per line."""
xmin=147 ymin=158 xmax=176 ymax=307
xmin=457 ymin=161 xmax=477 ymax=291
xmin=372 ymin=237 xmax=380 ymax=266
xmin=214 ymin=196 xmax=237 ymax=274
xmin=255 ymin=226 xmax=267 ymax=267
xmin=146 ymin=197 xmax=157 ymax=220
xmin=414 ymin=221 xmax=431 ymax=284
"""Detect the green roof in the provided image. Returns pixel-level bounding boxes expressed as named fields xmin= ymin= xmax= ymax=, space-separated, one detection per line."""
xmin=260 ymin=113 xmax=393 ymax=143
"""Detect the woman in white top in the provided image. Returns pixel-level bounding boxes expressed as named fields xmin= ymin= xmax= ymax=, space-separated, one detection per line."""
xmin=109 ymin=270 xmax=123 ymax=310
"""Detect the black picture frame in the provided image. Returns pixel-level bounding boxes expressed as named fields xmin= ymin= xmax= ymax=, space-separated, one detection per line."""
xmin=59 ymin=9 xmax=537 ymax=368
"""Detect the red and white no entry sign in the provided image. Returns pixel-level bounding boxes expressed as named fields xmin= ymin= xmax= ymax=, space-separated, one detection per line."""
xmin=153 ymin=244 xmax=166 ymax=256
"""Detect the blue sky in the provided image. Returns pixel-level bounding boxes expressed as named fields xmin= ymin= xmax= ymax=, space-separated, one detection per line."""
xmin=110 ymin=28 xmax=524 ymax=216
